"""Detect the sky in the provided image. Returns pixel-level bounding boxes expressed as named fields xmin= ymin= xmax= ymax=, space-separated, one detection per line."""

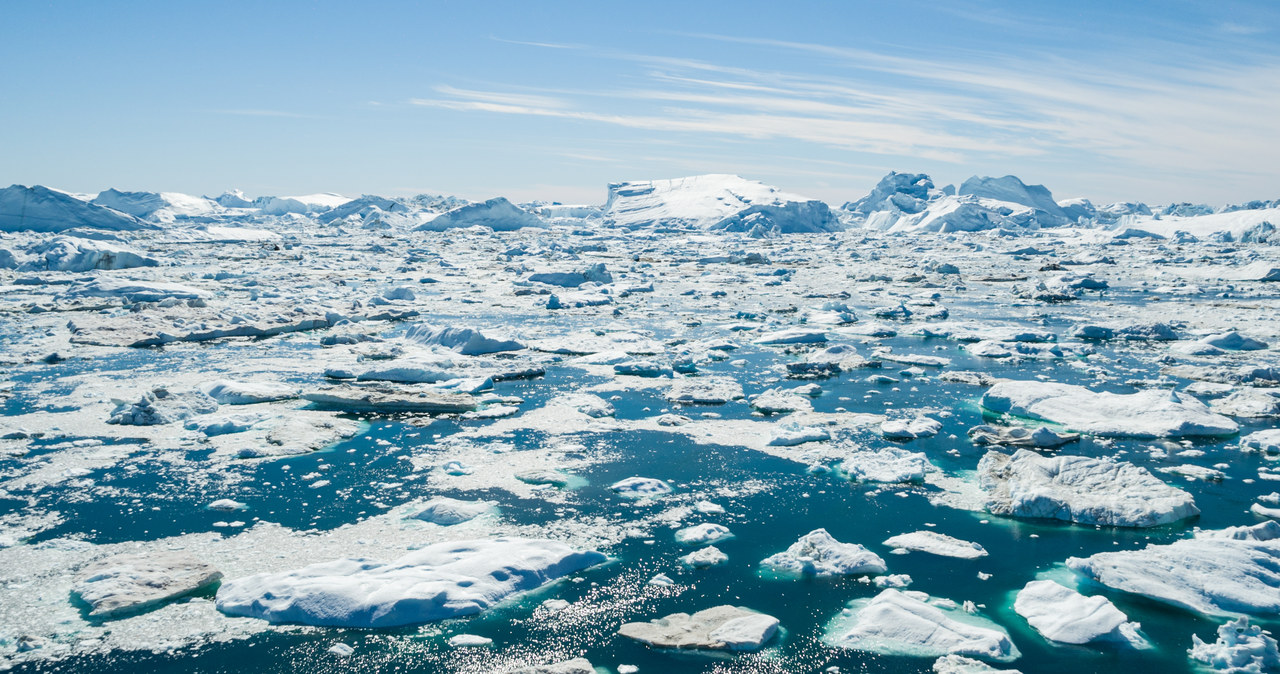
xmin=3 ymin=0 xmax=1278 ymax=207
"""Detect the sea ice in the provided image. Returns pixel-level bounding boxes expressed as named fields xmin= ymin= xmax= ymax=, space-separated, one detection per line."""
xmin=1188 ymin=617 xmax=1280 ymax=672
xmin=841 ymin=447 xmax=930 ymax=483
xmin=408 ymin=497 xmax=494 ymax=525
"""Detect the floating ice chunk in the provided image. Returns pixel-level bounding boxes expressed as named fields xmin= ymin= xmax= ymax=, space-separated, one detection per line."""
xmin=208 ymin=499 xmax=246 ymax=512
xmin=931 ymin=655 xmax=1018 ymax=673
xmin=72 ymin=552 xmax=223 ymax=618
xmin=201 ymin=380 xmax=298 ymax=405
xmin=841 ymin=447 xmax=930 ymax=483
xmin=682 ymin=546 xmax=728 ymax=568
xmin=1066 ymin=522 xmax=1280 ymax=616
xmin=604 ymin=174 xmax=837 ymax=234
xmin=409 ymin=497 xmax=494 ymax=525
xmin=1013 ymin=580 xmax=1145 ymax=646
xmin=1241 ymin=430 xmax=1280 ymax=454
xmin=875 ymin=574 xmax=913 ymax=588
xmin=515 ymin=469 xmax=572 ymax=487
xmin=328 ymin=643 xmax=355 ymax=657
xmin=614 ymin=359 xmax=673 ymax=377
xmin=215 ymin=538 xmax=605 ymax=627
xmin=618 ymin=605 xmax=779 ymax=651
xmin=354 ymin=357 xmax=456 ymax=384
xmin=768 ymin=424 xmax=830 ymax=446
xmin=884 ymin=531 xmax=987 ymax=559
xmin=675 ymin=524 xmax=732 ymax=545
xmin=760 ymin=529 xmax=887 ymax=576
xmin=449 ymin=634 xmax=493 ymax=648
xmin=1199 ymin=331 xmax=1269 ymax=351
xmin=967 ymin=424 xmax=1078 ymax=448
xmin=824 ymin=589 xmax=1018 ymax=662
xmin=666 ymin=377 xmax=744 ymax=405
xmin=552 ymin=393 xmax=615 ymax=418
xmin=881 ymin=416 xmax=942 ymax=440
xmin=610 ymin=477 xmax=673 ymax=498
xmin=750 ymin=388 xmax=813 ymax=414
xmin=981 ymin=381 xmax=1237 ymax=438
xmin=108 ymin=388 xmax=218 ymax=425
xmin=754 ymin=328 xmax=828 ymax=345
xmin=1188 ymin=617 xmax=1280 ymax=672
xmin=403 ymin=324 xmax=524 ymax=355
xmin=501 ymin=659 xmax=597 ymax=674
xmin=978 ymin=449 xmax=1199 ymax=527
xmin=528 ymin=263 xmax=612 ymax=288
xmin=1212 ymin=389 xmax=1280 ymax=418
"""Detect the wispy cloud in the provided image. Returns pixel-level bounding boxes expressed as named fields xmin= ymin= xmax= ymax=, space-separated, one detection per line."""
xmin=414 ymin=33 xmax=1280 ymax=200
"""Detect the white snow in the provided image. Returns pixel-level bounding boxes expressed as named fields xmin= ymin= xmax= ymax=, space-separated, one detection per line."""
xmin=1189 ymin=617 xmax=1280 ymax=672
xmin=841 ymin=447 xmax=930 ymax=483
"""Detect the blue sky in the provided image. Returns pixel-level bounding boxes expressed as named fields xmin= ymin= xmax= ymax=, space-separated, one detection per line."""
xmin=3 ymin=0 xmax=1278 ymax=206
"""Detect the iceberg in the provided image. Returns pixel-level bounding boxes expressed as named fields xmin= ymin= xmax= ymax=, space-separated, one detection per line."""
xmin=215 ymin=538 xmax=605 ymax=627
xmin=415 ymin=197 xmax=543 ymax=231
xmin=978 ymin=449 xmax=1199 ymax=527
xmin=1066 ymin=522 xmax=1280 ymax=616
xmin=0 ymin=184 xmax=153 ymax=232
xmin=618 ymin=605 xmax=779 ymax=651
xmin=824 ymin=589 xmax=1019 ymax=662
xmin=760 ymin=529 xmax=886 ymax=576
xmin=1013 ymin=580 xmax=1144 ymax=646
xmin=981 ymin=381 xmax=1238 ymax=438
xmin=604 ymin=174 xmax=840 ymax=234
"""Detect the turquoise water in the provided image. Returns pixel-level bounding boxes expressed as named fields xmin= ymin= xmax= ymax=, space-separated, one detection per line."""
xmin=4 ymin=311 xmax=1277 ymax=673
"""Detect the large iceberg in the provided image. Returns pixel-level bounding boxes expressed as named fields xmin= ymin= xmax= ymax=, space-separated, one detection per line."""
xmin=91 ymin=188 xmax=219 ymax=222
xmin=1066 ymin=522 xmax=1280 ymax=616
xmin=414 ymin=197 xmax=544 ymax=231
xmin=981 ymin=381 xmax=1238 ymax=438
xmin=603 ymin=174 xmax=840 ymax=234
xmin=0 ymin=184 xmax=152 ymax=232
xmin=978 ymin=449 xmax=1199 ymax=527
xmin=215 ymin=538 xmax=605 ymax=627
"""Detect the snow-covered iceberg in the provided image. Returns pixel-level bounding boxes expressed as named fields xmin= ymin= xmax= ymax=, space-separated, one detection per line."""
xmin=604 ymin=174 xmax=840 ymax=234
xmin=1066 ymin=522 xmax=1280 ymax=616
xmin=414 ymin=197 xmax=544 ymax=231
xmin=215 ymin=538 xmax=605 ymax=627
xmin=824 ymin=589 xmax=1019 ymax=662
xmin=0 ymin=184 xmax=152 ymax=232
xmin=981 ymin=381 xmax=1238 ymax=438
xmin=978 ymin=449 xmax=1198 ymax=527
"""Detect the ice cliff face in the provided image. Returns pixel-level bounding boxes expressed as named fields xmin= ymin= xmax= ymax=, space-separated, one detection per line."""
xmin=604 ymin=174 xmax=841 ymax=235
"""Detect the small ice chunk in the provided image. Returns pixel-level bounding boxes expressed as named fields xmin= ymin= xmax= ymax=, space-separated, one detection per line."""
xmin=1188 ymin=617 xmax=1280 ymax=672
xmin=610 ymin=477 xmax=673 ymax=498
xmin=619 ymin=605 xmax=779 ymax=652
xmin=409 ymin=497 xmax=494 ymax=525
xmin=682 ymin=546 xmax=728 ymax=568
xmin=675 ymin=523 xmax=732 ymax=545
xmin=842 ymin=447 xmax=930 ymax=484
xmin=883 ymin=531 xmax=988 ymax=559
xmin=760 ymin=529 xmax=887 ymax=576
